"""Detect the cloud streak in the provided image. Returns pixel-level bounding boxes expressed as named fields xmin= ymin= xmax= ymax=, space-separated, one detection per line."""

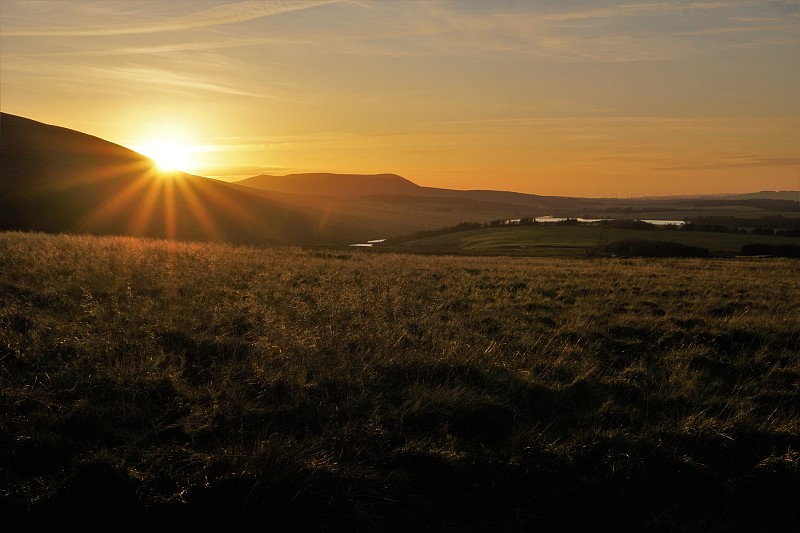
xmin=4 ymin=0 xmax=341 ymax=37
xmin=11 ymin=37 xmax=287 ymax=57
xmin=656 ymin=156 xmax=799 ymax=171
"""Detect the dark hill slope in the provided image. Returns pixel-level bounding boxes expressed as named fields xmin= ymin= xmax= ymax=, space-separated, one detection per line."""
xmin=0 ymin=113 xmax=359 ymax=244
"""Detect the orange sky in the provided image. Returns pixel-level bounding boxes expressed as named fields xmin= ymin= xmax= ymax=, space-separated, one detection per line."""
xmin=1 ymin=0 xmax=798 ymax=196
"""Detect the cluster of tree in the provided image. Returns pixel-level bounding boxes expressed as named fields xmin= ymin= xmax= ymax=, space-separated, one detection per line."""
xmin=596 ymin=219 xmax=663 ymax=230
xmin=392 ymin=216 xmax=591 ymax=243
xmin=684 ymin=216 xmax=800 ymax=237
xmin=605 ymin=239 xmax=710 ymax=258
xmin=390 ymin=221 xmax=484 ymax=243
xmin=683 ymin=223 xmax=743 ymax=234
xmin=740 ymin=243 xmax=800 ymax=258
xmin=551 ymin=218 xmax=581 ymax=226
xmin=486 ymin=217 xmax=541 ymax=227
xmin=688 ymin=215 xmax=800 ymax=230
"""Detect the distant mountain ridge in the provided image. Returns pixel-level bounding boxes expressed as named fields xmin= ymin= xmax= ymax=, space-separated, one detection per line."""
xmin=236 ymin=172 xmax=570 ymax=209
xmin=237 ymin=173 xmax=422 ymax=197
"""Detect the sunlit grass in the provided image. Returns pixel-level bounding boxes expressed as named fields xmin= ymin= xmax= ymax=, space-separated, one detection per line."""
xmin=1 ymin=231 xmax=798 ymax=531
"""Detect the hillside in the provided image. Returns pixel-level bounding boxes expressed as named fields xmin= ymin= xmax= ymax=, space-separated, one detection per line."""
xmin=0 ymin=113 xmax=361 ymax=244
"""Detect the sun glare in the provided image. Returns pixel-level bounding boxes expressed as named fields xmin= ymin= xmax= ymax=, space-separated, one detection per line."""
xmin=137 ymin=140 xmax=194 ymax=172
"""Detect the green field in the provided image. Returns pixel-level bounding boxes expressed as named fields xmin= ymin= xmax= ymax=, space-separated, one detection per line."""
xmin=391 ymin=224 xmax=800 ymax=256
xmin=2 ymin=231 xmax=799 ymax=531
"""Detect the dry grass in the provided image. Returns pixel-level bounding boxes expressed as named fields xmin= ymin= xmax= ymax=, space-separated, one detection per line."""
xmin=1 ymin=231 xmax=798 ymax=531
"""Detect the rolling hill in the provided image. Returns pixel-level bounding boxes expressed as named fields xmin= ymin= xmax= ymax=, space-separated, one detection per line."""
xmin=232 ymin=172 xmax=612 ymax=238
xmin=237 ymin=172 xmax=423 ymax=197
xmin=236 ymin=171 xmax=577 ymax=209
xmin=0 ymin=113 xmax=363 ymax=244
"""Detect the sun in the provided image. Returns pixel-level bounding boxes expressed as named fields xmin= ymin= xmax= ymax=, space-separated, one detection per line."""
xmin=136 ymin=140 xmax=195 ymax=172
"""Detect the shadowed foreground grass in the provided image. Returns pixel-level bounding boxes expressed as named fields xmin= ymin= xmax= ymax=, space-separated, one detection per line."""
xmin=1 ymin=231 xmax=798 ymax=531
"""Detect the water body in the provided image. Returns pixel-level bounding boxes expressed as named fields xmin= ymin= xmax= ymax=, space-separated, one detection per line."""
xmin=534 ymin=216 xmax=603 ymax=223
xmin=350 ymin=238 xmax=387 ymax=247
xmin=533 ymin=216 xmax=685 ymax=226
xmin=641 ymin=219 xmax=685 ymax=226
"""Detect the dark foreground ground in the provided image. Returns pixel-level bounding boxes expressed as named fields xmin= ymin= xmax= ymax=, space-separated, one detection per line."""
xmin=1 ymin=231 xmax=798 ymax=531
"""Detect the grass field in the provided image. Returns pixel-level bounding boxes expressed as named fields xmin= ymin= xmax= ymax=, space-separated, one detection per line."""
xmin=2 ymin=231 xmax=799 ymax=531
xmin=390 ymin=224 xmax=800 ymax=257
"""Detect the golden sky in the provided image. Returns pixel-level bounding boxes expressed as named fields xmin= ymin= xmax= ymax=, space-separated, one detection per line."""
xmin=1 ymin=0 xmax=798 ymax=196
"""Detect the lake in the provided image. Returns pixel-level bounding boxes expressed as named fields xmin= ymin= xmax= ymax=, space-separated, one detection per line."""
xmin=533 ymin=216 xmax=685 ymax=226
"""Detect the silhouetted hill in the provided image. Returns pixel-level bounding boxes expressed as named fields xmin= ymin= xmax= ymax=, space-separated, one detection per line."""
xmin=237 ymin=172 xmax=554 ymax=205
xmin=236 ymin=172 xmax=600 ymax=214
xmin=0 ymin=113 xmax=360 ymax=244
xmin=236 ymin=172 xmax=422 ymax=196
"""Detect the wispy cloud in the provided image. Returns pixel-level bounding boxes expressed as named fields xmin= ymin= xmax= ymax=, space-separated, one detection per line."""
xmin=201 ymin=165 xmax=293 ymax=176
xmin=657 ymin=156 xmax=799 ymax=170
xmin=206 ymin=136 xmax=323 ymax=148
xmin=426 ymin=116 xmax=724 ymax=128
xmin=95 ymin=66 xmax=266 ymax=98
xmin=501 ymin=1 xmax=764 ymax=22
xmin=0 ymin=54 xmax=267 ymax=99
xmin=682 ymin=20 xmax=798 ymax=35
xmin=313 ymin=1 xmax=795 ymax=63
xmin=10 ymin=37 xmax=287 ymax=57
xmin=4 ymin=0 xmax=341 ymax=37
